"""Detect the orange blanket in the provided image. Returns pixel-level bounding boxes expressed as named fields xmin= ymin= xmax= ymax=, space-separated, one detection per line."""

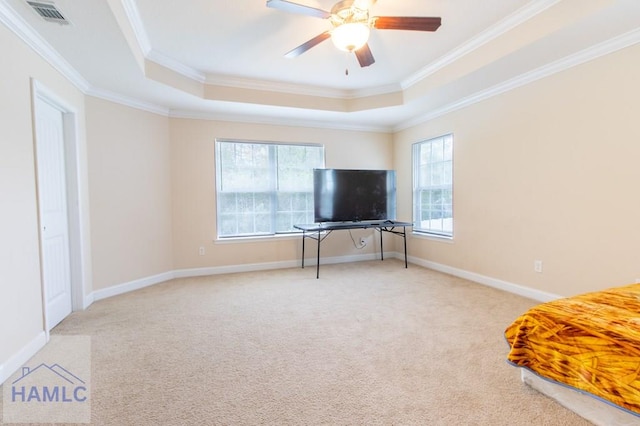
xmin=505 ymin=284 xmax=640 ymax=414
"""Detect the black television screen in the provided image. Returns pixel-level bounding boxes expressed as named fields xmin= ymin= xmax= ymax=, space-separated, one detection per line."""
xmin=313 ymin=169 xmax=396 ymax=223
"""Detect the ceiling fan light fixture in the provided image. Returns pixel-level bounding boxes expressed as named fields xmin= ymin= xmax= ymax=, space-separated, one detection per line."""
xmin=331 ymin=22 xmax=370 ymax=52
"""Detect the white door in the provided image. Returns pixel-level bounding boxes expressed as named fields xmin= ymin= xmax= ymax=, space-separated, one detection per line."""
xmin=35 ymin=95 xmax=72 ymax=330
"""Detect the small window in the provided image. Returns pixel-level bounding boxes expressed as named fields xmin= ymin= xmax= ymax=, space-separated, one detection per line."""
xmin=412 ymin=134 xmax=453 ymax=237
xmin=215 ymin=140 xmax=324 ymax=238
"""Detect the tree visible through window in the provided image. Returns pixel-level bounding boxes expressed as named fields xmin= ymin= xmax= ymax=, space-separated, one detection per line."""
xmin=215 ymin=140 xmax=324 ymax=238
xmin=413 ymin=134 xmax=453 ymax=237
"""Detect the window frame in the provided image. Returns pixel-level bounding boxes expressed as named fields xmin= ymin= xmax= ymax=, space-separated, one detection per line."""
xmin=412 ymin=134 xmax=454 ymax=239
xmin=214 ymin=139 xmax=325 ymax=239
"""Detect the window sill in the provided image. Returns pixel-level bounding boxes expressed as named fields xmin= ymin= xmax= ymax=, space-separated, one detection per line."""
xmin=412 ymin=231 xmax=454 ymax=243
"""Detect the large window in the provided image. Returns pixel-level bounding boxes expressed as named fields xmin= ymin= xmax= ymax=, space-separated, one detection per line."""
xmin=413 ymin=134 xmax=453 ymax=237
xmin=215 ymin=140 xmax=324 ymax=238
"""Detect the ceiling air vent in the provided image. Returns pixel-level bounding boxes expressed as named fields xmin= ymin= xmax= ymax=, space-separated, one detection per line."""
xmin=26 ymin=1 xmax=69 ymax=25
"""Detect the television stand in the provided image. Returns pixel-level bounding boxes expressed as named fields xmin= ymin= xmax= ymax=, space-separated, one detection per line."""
xmin=293 ymin=221 xmax=413 ymax=278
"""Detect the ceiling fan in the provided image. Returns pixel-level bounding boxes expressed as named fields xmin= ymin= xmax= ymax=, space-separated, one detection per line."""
xmin=266 ymin=0 xmax=441 ymax=68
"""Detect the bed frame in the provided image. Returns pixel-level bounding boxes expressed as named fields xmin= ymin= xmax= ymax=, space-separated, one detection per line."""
xmin=521 ymin=369 xmax=640 ymax=426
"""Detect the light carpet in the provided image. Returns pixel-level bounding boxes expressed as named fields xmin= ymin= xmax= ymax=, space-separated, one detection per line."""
xmin=3 ymin=260 xmax=592 ymax=425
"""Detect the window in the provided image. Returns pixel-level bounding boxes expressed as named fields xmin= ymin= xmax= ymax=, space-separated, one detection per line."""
xmin=215 ymin=140 xmax=324 ymax=238
xmin=413 ymin=134 xmax=453 ymax=237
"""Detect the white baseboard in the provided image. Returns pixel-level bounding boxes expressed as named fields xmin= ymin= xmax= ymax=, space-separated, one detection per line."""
xmin=173 ymin=259 xmax=300 ymax=279
xmin=0 ymin=331 xmax=47 ymax=385
xmin=88 ymin=252 xmax=559 ymax=307
xmin=83 ymin=292 xmax=94 ymax=310
xmin=92 ymin=271 xmax=175 ymax=302
xmin=172 ymin=252 xmax=391 ymax=278
xmin=407 ymin=255 xmax=561 ymax=302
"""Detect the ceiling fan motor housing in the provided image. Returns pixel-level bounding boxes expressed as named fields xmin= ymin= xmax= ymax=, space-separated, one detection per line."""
xmin=330 ymin=0 xmax=370 ymax=28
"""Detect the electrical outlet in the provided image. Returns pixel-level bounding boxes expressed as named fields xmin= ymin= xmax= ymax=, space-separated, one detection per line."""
xmin=199 ymin=246 xmax=205 ymax=256
xmin=534 ymin=260 xmax=543 ymax=273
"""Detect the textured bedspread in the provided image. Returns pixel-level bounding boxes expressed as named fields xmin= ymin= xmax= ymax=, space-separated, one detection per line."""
xmin=505 ymin=284 xmax=640 ymax=414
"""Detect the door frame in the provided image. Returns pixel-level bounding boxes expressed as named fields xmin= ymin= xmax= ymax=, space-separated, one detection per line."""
xmin=32 ymin=79 xmax=87 ymax=334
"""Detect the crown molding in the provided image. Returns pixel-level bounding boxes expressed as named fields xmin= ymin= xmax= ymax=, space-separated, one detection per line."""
xmin=0 ymin=0 xmax=169 ymax=116
xmin=0 ymin=0 xmax=90 ymax=92
xmin=396 ymin=27 xmax=640 ymax=132
xmin=345 ymin=83 xmax=401 ymax=99
xmin=111 ymin=0 xmax=563 ymax=107
xmin=205 ymin=73 xmax=401 ymax=100
xmin=87 ymin=87 xmax=169 ymax=116
xmin=114 ymin=0 xmax=562 ymax=102
xmin=169 ymin=109 xmax=392 ymax=133
xmin=117 ymin=0 xmax=368 ymax=100
xmin=120 ymin=0 xmax=151 ymax=55
xmin=118 ymin=0 xmax=208 ymax=85
xmin=4 ymin=0 xmax=638 ymax=134
xmin=205 ymin=74 xmax=350 ymax=99
xmin=401 ymin=0 xmax=561 ymax=90
xmin=147 ymin=48 xmax=206 ymax=83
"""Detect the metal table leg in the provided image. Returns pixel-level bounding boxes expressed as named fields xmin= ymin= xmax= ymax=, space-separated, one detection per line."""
xmin=316 ymin=229 xmax=321 ymax=279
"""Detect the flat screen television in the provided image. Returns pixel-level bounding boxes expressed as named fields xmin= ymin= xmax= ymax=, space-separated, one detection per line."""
xmin=313 ymin=168 xmax=396 ymax=223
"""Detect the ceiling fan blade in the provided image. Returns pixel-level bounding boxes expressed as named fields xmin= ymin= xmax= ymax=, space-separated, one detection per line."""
xmin=266 ymin=0 xmax=331 ymax=19
xmin=373 ymin=16 xmax=442 ymax=32
xmin=284 ymin=31 xmax=331 ymax=58
xmin=355 ymin=43 xmax=375 ymax=67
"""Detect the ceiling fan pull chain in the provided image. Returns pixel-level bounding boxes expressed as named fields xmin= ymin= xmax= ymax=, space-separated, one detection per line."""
xmin=345 ymin=51 xmax=350 ymax=76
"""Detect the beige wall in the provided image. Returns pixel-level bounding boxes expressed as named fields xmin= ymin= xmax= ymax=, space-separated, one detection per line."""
xmin=3 ymin=0 xmax=638 ymax=384
xmin=169 ymin=118 xmax=393 ymax=270
xmin=0 ymin=24 xmax=87 ymax=366
xmin=395 ymin=43 xmax=640 ymax=297
xmin=86 ymin=97 xmax=173 ymax=290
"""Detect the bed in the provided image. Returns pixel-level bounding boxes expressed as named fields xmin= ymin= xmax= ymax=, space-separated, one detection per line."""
xmin=504 ymin=283 xmax=640 ymax=425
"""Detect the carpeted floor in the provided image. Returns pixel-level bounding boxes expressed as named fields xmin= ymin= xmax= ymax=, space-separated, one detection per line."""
xmin=3 ymin=260 xmax=592 ymax=425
